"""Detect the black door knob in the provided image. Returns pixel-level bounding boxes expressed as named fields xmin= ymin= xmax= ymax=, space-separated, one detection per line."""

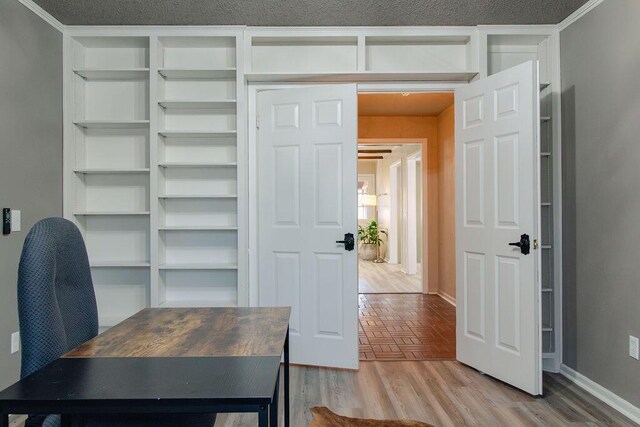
xmin=336 ymin=233 xmax=355 ymax=251
xmin=509 ymin=234 xmax=531 ymax=255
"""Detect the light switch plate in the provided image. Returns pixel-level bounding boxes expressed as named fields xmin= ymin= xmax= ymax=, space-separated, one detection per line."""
xmin=11 ymin=332 xmax=20 ymax=354
xmin=12 ymin=210 xmax=20 ymax=232
xmin=630 ymin=336 xmax=639 ymax=360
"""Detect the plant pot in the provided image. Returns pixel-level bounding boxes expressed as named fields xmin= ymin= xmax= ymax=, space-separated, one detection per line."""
xmin=360 ymin=243 xmax=378 ymax=261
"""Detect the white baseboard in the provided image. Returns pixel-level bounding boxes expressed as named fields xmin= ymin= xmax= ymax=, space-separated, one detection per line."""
xmin=437 ymin=291 xmax=456 ymax=307
xmin=559 ymin=364 xmax=640 ymax=424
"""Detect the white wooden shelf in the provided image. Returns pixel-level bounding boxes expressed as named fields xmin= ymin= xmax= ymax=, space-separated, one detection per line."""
xmin=158 ymin=68 xmax=236 ymax=79
xmin=541 ymin=245 xmax=552 ymax=250
xmin=245 ymin=71 xmax=478 ymax=83
xmin=158 ymin=100 xmax=237 ymax=109
xmin=158 ymin=299 xmax=238 ymax=308
xmin=542 ymin=324 xmax=553 ymax=333
xmin=74 ymin=211 xmax=150 ymax=216
xmin=158 ymin=194 xmax=237 ymax=199
xmin=159 ymin=130 xmax=237 ymax=138
xmin=74 ymin=168 xmax=150 ymax=174
xmin=74 ymin=68 xmax=150 ymax=80
xmin=159 ymin=263 xmax=238 ymax=270
xmin=159 ymin=225 xmax=238 ymax=231
xmin=541 ymin=202 xmax=552 ymax=207
xmin=90 ymin=261 xmax=151 ymax=268
xmin=541 ymin=116 xmax=551 ymax=122
xmin=158 ymin=162 xmax=236 ymax=168
xmin=542 ymin=288 xmax=553 ymax=293
xmin=542 ymin=353 xmax=555 ymax=359
xmin=74 ymin=120 xmax=150 ymax=129
xmin=540 ymin=82 xmax=551 ymax=91
xmin=541 ymin=152 xmax=551 ymax=157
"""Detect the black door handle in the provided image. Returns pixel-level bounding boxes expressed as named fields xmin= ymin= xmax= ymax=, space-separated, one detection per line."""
xmin=336 ymin=233 xmax=355 ymax=251
xmin=509 ymin=234 xmax=531 ymax=255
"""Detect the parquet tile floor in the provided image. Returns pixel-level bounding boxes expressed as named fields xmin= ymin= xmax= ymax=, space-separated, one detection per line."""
xmin=359 ymin=293 xmax=456 ymax=361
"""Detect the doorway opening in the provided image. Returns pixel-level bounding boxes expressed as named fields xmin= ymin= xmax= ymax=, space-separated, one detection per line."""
xmin=356 ymin=92 xmax=457 ymax=361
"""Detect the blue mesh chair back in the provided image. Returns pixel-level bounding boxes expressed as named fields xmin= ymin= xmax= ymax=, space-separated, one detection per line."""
xmin=18 ymin=217 xmax=99 ymax=378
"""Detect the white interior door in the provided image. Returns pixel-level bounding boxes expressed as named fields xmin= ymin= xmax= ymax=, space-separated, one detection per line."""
xmin=258 ymin=84 xmax=359 ymax=369
xmin=455 ymin=60 xmax=542 ymax=395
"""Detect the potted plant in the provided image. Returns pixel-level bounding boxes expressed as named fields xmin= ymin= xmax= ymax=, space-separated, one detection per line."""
xmin=358 ymin=220 xmax=387 ymax=262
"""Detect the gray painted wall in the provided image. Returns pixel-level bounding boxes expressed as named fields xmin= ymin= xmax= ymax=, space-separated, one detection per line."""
xmin=561 ymin=0 xmax=640 ymax=407
xmin=0 ymin=0 xmax=63 ymax=389
xmin=33 ymin=0 xmax=588 ymax=26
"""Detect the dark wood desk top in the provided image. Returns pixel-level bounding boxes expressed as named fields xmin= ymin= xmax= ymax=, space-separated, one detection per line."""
xmin=0 ymin=357 xmax=280 ymax=411
xmin=65 ymin=307 xmax=291 ymax=358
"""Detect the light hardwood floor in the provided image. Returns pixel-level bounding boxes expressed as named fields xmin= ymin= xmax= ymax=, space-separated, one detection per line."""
xmin=359 ymin=259 xmax=422 ymax=293
xmin=215 ymin=361 xmax=637 ymax=427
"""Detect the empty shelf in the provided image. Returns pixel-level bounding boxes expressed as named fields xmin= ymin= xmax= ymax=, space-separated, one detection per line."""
xmin=74 ymin=68 xmax=149 ymax=80
xmin=159 ymin=299 xmax=238 ymax=308
xmin=159 ymin=225 xmax=238 ymax=231
xmin=159 ymin=130 xmax=237 ymax=138
xmin=541 ymin=116 xmax=551 ymax=122
xmin=541 ymin=152 xmax=551 ymax=157
xmin=74 ymin=168 xmax=150 ymax=174
xmin=245 ymin=71 xmax=479 ymax=83
xmin=542 ymin=352 xmax=555 ymax=359
xmin=158 ymin=162 xmax=236 ymax=168
xmin=90 ymin=261 xmax=150 ymax=268
xmin=158 ymin=68 xmax=236 ymax=79
xmin=542 ymin=324 xmax=553 ymax=332
xmin=159 ymin=263 xmax=238 ymax=270
xmin=158 ymin=100 xmax=236 ymax=109
xmin=541 ymin=202 xmax=552 ymax=207
xmin=540 ymin=82 xmax=551 ymax=91
xmin=542 ymin=288 xmax=553 ymax=293
xmin=74 ymin=120 xmax=150 ymax=129
xmin=541 ymin=245 xmax=552 ymax=250
xmin=158 ymin=194 xmax=237 ymax=199
xmin=74 ymin=211 xmax=150 ymax=216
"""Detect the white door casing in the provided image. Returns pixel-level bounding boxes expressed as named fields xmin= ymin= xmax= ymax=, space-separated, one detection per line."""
xmin=258 ymin=84 xmax=359 ymax=369
xmin=455 ymin=61 xmax=542 ymax=395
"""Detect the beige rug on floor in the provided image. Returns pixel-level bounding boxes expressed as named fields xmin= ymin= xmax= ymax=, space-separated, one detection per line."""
xmin=309 ymin=407 xmax=435 ymax=427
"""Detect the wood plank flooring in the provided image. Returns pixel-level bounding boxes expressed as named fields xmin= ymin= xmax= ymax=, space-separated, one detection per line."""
xmin=359 ymin=260 xmax=422 ymax=293
xmin=215 ymin=362 xmax=638 ymax=426
xmin=359 ymin=294 xmax=456 ymax=361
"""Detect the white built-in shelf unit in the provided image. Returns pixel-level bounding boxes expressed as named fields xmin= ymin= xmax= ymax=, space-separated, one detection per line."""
xmin=65 ymin=31 xmax=244 ymax=327
xmin=64 ymin=26 xmax=561 ymax=372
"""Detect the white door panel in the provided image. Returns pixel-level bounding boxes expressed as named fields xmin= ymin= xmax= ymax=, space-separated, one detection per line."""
xmin=455 ymin=61 xmax=541 ymax=395
xmin=258 ymin=85 xmax=358 ymax=369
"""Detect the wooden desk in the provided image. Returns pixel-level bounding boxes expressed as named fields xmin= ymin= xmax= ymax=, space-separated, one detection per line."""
xmin=0 ymin=307 xmax=291 ymax=427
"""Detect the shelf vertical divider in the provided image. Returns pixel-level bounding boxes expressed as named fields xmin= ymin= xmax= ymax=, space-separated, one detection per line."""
xmin=149 ymin=35 xmax=160 ymax=307
xmin=236 ymin=32 xmax=248 ymax=307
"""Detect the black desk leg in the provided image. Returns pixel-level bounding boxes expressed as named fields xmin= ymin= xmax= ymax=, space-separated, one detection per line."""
xmin=61 ymin=414 xmax=72 ymax=427
xmin=271 ymin=372 xmax=280 ymax=426
xmin=1 ymin=412 xmax=8 ymax=427
xmin=258 ymin=405 xmax=269 ymax=427
xmin=284 ymin=326 xmax=290 ymax=427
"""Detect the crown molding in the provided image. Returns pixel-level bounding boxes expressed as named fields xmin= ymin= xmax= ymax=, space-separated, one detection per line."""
xmin=17 ymin=0 xmax=65 ymax=33
xmin=558 ymin=0 xmax=605 ymax=31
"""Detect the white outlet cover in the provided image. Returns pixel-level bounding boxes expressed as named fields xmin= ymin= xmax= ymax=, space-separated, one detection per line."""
xmin=11 ymin=331 xmax=20 ymax=354
xmin=630 ymin=335 xmax=639 ymax=360
xmin=12 ymin=210 xmax=21 ymax=232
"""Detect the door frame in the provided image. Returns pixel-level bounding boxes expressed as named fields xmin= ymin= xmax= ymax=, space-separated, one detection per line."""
xmin=249 ymin=82 xmax=463 ymax=305
xmin=247 ymin=80 xmax=563 ymax=374
xmin=388 ymin=159 xmax=402 ymax=265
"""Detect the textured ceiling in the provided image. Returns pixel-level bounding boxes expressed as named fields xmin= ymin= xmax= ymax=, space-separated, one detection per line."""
xmin=359 ymin=93 xmax=454 ymax=117
xmin=33 ymin=0 xmax=588 ymax=26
